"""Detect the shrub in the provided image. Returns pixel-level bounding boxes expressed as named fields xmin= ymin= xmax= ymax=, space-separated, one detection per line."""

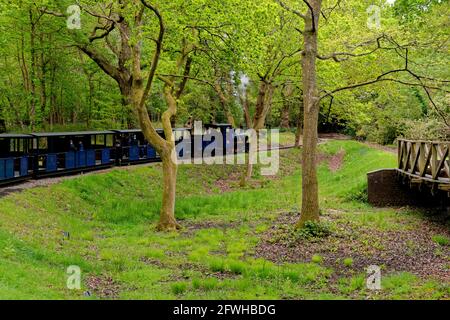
xmin=228 ymin=260 xmax=246 ymax=275
xmin=401 ymin=119 xmax=450 ymax=141
xmin=209 ymin=259 xmax=226 ymax=272
xmin=311 ymin=254 xmax=324 ymax=264
xmin=343 ymin=258 xmax=354 ymax=267
xmin=346 ymin=185 xmax=368 ymax=203
xmin=171 ymin=282 xmax=188 ymax=295
xmin=297 ymin=221 xmax=332 ymax=240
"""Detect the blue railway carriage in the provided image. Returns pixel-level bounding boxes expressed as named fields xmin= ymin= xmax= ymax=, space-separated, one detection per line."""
xmin=114 ymin=128 xmax=194 ymax=163
xmin=0 ymin=133 xmax=34 ymax=185
xmin=31 ymin=131 xmax=115 ymax=177
xmin=203 ymin=124 xmax=235 ymax=156
xmin=173 ymin=128 xmax=193 ymax=159
xmin=113 ymin=129 xmax=164 ymax=165
xmin=0 ymin=123 xmax=241 ymax=187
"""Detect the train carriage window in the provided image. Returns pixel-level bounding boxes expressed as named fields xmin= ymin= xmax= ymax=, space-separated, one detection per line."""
xmin=9 ymin=138 xmax=23 ymax=153
xmin=106 ymin=134 xmax=113 ymax=147
xmin=19 ymin=139 xmax=26 ymax=153
xmin=39 ymin=138 xmax=48 ymax=150
xmin=96 ymin=135 xmax=105 ymax=146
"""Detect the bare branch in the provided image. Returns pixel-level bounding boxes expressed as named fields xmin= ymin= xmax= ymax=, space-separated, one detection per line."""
xmin=39 ymin=7 xmax=64 ymax=17
xmin=89 ymin=23 xmax=116 ymax=42
xmin=139 ymin=0 xmax=165 ymax=108
xmin=77 ymin=45 xmax=121 ymax=82
xmin=302 ymin=0 xmax=316 ymax=32
xmin=275 ymin=0 xmax=307 ymax=19
xmin=321 ymin=0 xmax=342 ymax=21
xmin=317 ymin=35 xmax=393 ymax=62
xmin=157 ymin=73 xmax=216 ymax=90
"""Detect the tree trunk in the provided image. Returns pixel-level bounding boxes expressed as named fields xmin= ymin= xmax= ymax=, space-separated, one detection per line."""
xmin=242 ymin=91 xmax=252 ymax=129
xmin=281 ymin=105 xmax=290 ymax=129
xmin=119 ymin=82 xmax=136 ymax=129
xmin=87 ymin=75 xmax=94 ymax=127
xmin=215 ymin=83 xmax=236 ymax=128
xmin=29 ymin=10 xmax=37 ymax=130
xmin=158 ymin=149 xmax=179 ymax=231
xmin=241 ymin=162 xmax=253 ymax=187
xmin=49 ymin=64 xmax=57 ymax=129
xmin=39 ymin=33 xmax=47 ymax=122
xmin=134 ymin=80 xmax=180 ymax=231
xmin=253 ymin=81 xmax=267 ymax=130
xmin=253 ymin=82 xmax=274 ymax=131
xmin=297 ymin=1 xmax=322 ymax=228
xmin=241 ymin=80 xmax=274 ymax=185
xmin=295 ymin=100 xmax=303 ymax=147
xmin=0 ymin=119 xmax=5 ymax=133
xmin=281 ymin=82 xmax=293 ymax=129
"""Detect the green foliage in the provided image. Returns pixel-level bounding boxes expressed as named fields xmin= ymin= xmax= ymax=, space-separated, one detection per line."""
xmin=311 ymin=255 xmax=324 ymax=264
xmin=171 ymin=282 xmax=188 ymax=295
xmin=432 ymin=235 xmax=449 ymax=247
xmin=298 ymin=221 xmax=332 ymax=241
xmin=346 ymin=184 xmax=369 ymax=203
xmin=343 ymin=258 xmax=354 ymax=268
xmin=401 ymin=119 xmax=450 ymax=141
xmin=0 ymin=0 xmax=447 ymax=137
xmin=209 ymin=259 xmax=226 ymax=273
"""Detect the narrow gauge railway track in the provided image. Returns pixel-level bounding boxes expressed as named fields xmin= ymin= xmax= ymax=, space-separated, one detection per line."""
xmin=0 ymin=144 xmax=299 ymax=198
xmin=0 ymin=123 xmax=306 ymax=196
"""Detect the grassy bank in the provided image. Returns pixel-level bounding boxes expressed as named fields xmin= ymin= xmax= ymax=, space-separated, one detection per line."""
xmin=0 ymin=140 xmax=448 ymax=299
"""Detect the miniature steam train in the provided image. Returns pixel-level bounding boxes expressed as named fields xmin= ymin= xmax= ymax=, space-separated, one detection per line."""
xmin=0 ymin=124 xmax=247 ymax=186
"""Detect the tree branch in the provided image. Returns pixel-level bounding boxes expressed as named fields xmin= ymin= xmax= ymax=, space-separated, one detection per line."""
xmin=139 ymin=0 xmax=165 ymax=108
xmin=275 ymin=0 xmax=307 ymax=19
xmin=303 ymin=0 xmax=316 ymax=32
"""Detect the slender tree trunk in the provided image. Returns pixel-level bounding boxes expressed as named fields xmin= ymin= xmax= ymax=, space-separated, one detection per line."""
xmin=242 ymin=91 xmax=252 ymax=129
xmin=17 ymin=37 xmax=30 ymax=93
xmin=253 ymin=82 xmax=274 ymax=130
xmin=0 ymin=119 xmax=5 ymax=133
xmin=281 ymin=105 xmax=290 ymax=129
xmin=253 ymin=81 xmax=267 ymax=130
xmin=6 ymin=96 xmax=24 ymax=129
xmin=241 ymin=82 xmax=273 ymax=185
xmin=158 ymin=149 xmax=178 ymax=230
xmin=59 ymin=85 xmax=64 ymax=125
xmin=49 ymin=64 xmax=57 ymax=129
xmin=134 ymin=80 xmax=180 ymax=231
xmin=295 ymin=100 xmax=303 ymax=147
xmin=39 ymin=33 xmax=47 ymax=122
xmin=29 ymin=10 xmax=37 ymax=130
xmin=74 ymin=3 xmax=181 ymax=232
xmin=281 ymin=82 xmax=294 ymax=129
xmin=215 ymin=83 xmax=236 ymax=128
xmin=157 ymin=85 xmax=180 ymax=231
xmin=297 ymin=1 xmax=322 ymax=228
xmin=241 ymin=129 xmax=257 ymax=187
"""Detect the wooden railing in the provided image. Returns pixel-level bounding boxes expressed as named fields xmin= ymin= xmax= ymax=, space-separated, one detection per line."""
xmin=398 ymin=139 xmax=450 ymax=184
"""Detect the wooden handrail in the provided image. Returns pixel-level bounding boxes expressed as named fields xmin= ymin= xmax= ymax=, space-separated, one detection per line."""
xmin=397 ymin=139 xmax=450 ymax=183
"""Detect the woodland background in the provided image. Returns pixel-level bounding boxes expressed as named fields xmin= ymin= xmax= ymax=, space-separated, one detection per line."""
xmin=0 ymin=0 xmax=448 ymax=144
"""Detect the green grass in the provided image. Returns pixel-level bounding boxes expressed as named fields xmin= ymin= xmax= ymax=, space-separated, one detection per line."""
xmin=432 ymin=235 xmax=449 ymax=246
xmin=0 ymin=139 xmax=447 ymax=300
